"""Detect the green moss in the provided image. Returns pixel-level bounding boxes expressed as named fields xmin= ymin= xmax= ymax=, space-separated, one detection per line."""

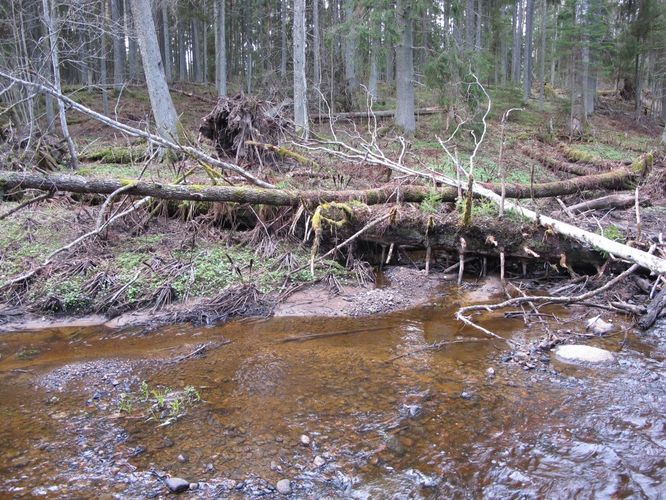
xmin=80 ymin=146 xmax=149 ymax=164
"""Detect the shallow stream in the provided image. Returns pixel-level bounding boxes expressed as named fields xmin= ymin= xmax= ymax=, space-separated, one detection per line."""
xmin=1 ymin=282 xmax=665 ymax=498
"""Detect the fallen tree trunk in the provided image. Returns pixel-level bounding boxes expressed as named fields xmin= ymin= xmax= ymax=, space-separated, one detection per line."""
xmin=567 ymin=193 xmax=648 ymax=212
xmin=520 ymin=145 xmax=598 ymax=176
xmin=0 ymin=167 xmax=644 ymax=208
xmin=337 ymin=204 xmax=604 ymax=269
xmin=312 ymin=107 xmax=442 ymax=122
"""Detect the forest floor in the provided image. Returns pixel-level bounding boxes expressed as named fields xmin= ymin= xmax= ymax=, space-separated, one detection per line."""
xmin=1 ymin=83 xmax=665 ymax=331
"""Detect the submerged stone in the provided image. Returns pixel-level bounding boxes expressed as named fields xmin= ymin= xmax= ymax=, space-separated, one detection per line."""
xmin=554 ymin=345 xmax=615 ymax=364
xmin=586 ymin=316 xmax=614 ymax=335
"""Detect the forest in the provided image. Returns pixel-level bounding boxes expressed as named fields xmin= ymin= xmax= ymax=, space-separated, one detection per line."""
xmin=1 ymin=0 xmax=666 ymax=497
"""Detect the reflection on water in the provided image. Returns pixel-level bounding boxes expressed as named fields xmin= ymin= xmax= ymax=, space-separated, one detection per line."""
xmin=0 ymin=285 xmax=665 ymax=498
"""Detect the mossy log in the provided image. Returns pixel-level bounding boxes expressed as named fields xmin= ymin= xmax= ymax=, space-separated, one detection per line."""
xmin=0 ymin=167 xmax=644 ymax=208
xmin=520 ymin=145 xmax=598 ymax=176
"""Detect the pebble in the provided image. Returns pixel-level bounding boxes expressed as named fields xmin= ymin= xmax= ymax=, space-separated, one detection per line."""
xmin=486 ymin=367 xmax=495 ymax=378
xmin=276 ymin=479 xmax=291 ymax=495
xmin=165 ymin=477 xmax=189 ymax=493
xmin=177 ymin=454 xmax=188 ymax=464
xmin=313 ymin=456 xmax=325 ymax=467
xmin=299 ymin=434 xmax=311 ymax=446
xmin=460 ymin=391 xmax=472 ymax=400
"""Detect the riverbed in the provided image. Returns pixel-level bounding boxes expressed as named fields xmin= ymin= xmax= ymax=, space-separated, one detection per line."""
xmin=1 ymin=280 xmax=665 ymax=498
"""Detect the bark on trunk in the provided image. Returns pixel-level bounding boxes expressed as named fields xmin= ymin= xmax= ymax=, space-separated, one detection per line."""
xmin=395 ymin=0 xmax=415 ymax=134
xmin=215 ymin=0 xmax=227 ymax=96
xmin=512 ymin=0 xmax=522 ymax=84
xmin=161 ymin=2 xmax=172 ymax=82
xmin=280 ymin=0 xmax=288 ymax=79
xmin=343 ymin=1 xmax=357 ymax=96
xmin=522 ymin=0 xmax=534 ymax=102
xmin=129 ymin=0 xmax=179 ymax=141
xmin=0 ymin=167 xmax=644 ymax=207
xmin=293 ymin=0 xmax=308 ymax=137
xmin=41 ymin=0 xmax=78 ymax=168
xmin=111 ymin=0 xmax=125 ymax=89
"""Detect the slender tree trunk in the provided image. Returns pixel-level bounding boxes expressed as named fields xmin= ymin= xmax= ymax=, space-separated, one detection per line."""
xmin=126 ymin=1 xmax=139 ymax=82
xmin=161 ymin=3 xmax=172 ymax=82
xmin=111 ymin=0 xmax=125 ymax=89
xmin=280 ymin=0 xmax=288 ymax=79
xmin=312 ymin=0 xmax=321 ymax=90
xmin=39 ymin=12 xmax=56 ymax=132
xmin=193 ymin=20 xmax=203 ymax=82
xmin=369 ymin=36 xmax=379 ymax=100
xmin=128 ymin=0 xmax=179 ymax=140
xmin=203 ymin=18 xmax=208 ymax=82
xmin=293 ymin=0 xmax=308 ymax=137
xmin=522 ymin=0 xmax=534 ymax=102
xmin=395 ymin=0 xmax=415 ymax=134
xmin=538 ymin=0 xmax=546 ymax=110
xmin=177 ymin=20 xmax=187 ymax=81
xmin=475 ymin=0 xmax=482 ymax=51
xmin=343 ymin=1 xmax=357 ymax=97
xmin=465 ymin=0 xmax=474 ymax=51
xmin=215 ymin=0 xmax=227 ymax=96
xmin=100 ymin=2 xmax=110 ymax=116
xmin=42 ymin=0 xmax=78 ymax=168
xmin=511 ymin=0 xmax=522 ymax=83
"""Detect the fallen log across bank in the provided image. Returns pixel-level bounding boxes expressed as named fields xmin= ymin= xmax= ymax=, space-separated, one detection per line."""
xmin=0 ymin=166 xmax=644 ymax=207
xmin=328 ymin=204 xmax=605 ymax=269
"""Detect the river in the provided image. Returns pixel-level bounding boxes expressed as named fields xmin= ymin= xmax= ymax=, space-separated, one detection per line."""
xmin=1 ymin=282 xmax=665 ymax=498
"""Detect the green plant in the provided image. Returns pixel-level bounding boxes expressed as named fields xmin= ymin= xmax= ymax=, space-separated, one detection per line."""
xmin=140 ymin=380 xmax=150 ymax=402
xmin=419 ymin=190 xmax=443 ymax=214
xmin=169 ymin=397 xmax=182 ymax=417
xmin=184 ymin=385 xmax=201 ymax=402
xmin=119 ymin=393 xmax=133 ymax=413
xmin=151 ymin=388 xmax=169 ymax=408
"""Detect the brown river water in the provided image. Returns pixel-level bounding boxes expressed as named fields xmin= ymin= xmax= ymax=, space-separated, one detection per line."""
xmin=1 ymin=282 xmax=665 ymax=498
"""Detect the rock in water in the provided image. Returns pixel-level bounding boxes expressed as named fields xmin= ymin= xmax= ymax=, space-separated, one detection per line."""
xmin=165 ymin=477 xmax=190 ymax=493
xmin=554 ymin=345 xmax=615 ymax=364
xmin=276 ymin=479 xmax=291 ymax=495
xmin=586 ymin=316 xmax=613 ymax=335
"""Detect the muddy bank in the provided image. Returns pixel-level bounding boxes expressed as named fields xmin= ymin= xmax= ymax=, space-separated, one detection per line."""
xmin=1 ymin=267 xmax=459 ymax=333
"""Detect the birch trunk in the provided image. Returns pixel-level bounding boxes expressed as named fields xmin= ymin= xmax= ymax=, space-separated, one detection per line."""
xmin=293 ymin=0 xmax=308 ymax=137
xmin=395 ymin=0 xmax=415 ymax=134
xmin=128 ymin=0 xmax=179 ymax=141
xmin=215 ymin=0 xmax=227 ymax=96
xmin=41 ymin=0 xmax=78 ymax=168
